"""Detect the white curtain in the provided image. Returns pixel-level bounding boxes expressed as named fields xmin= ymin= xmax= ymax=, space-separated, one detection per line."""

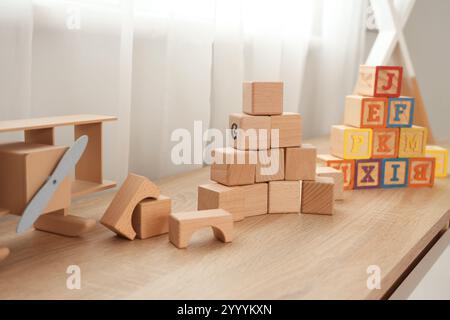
xmin=0 ymin=0 xmax=366 ymax=181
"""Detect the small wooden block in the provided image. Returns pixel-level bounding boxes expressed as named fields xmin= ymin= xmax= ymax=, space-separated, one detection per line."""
xmin=317 ymin=154 xmax=355 ymax=190
xmin=211 ymin=147 xmax=256 ymax=186
xmin=372 ymin=128 xmax=399 ymax=159
xmin=354 ymin=159 xmax=381 ymax=189
xmin=229 ymin=113 xmax=270 ymax=150
xmin=426 ymin=145 xmax=448 ymax=178
xmin=100 ymin=173 xmax=160 ymax=240
xmin=34 ymin=211 xmax=96 ymax=237
xmin=398 ymin=126 xmax=427 ymax=158
xmin=268 ymin=181 xmax=302 ymax=214
xmin=301 ymin=177 xmax=334 ymax=215
xmin=380 ymin=158 xmax=409 ymax=188
xmin=169 ymin=209 xmax=233 ymax=249
xmin=356 ymin=65 xmax=403 ymax=97
xmin=132 ymin=195 xmax=171 ymax=239
xmin=270 ymin=112 xmax=301 ymax=148
xmin=330 ymin=125 xmax=372 ymax=160
xmin=408 ymin=157 xmax=436 ymax=188
xmin=0 ymin=247 xmax=10 ymax=263
xmin=344 ymin=95 xmax=388 ymax=128
xmin=198 ymin=183 xmax=268 ymax=220
xmin=255 ymin=149 xmax=284 ymax=182
xmin=386 ymin=97 xmax=415 ymax=128
xmin=285 ymin=144 xmax=317 ymax=181
xmin=243 ymin=82 xmax=283 ymax=115
xmin=316 ymin=166 xmax=344 ymax=200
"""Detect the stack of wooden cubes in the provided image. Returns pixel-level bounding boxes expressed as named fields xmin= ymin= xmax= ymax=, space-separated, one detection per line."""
xmin=319 ymin=65 xmax=448 ymax=190
xmin=198 ymin=82 xmax=337 ymax=218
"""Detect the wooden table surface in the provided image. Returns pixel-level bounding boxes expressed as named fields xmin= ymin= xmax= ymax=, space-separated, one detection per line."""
xmin=0 ymin=137 xmax=449 ymax=300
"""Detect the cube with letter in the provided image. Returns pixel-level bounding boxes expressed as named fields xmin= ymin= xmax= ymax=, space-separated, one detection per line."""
xmin=229 ymin=113 xmax=270 ymax=150
xmin=408 ymin=157 xmax=435 ymax=188
xmin=398 ymin=126 xmax=427 ymax=158
xmin=331 ymin=125 xmax=372 ymax=160
xmin=317 ymin=154 xmax=355 ymax=190
xmin=354 ymin=159 xmax=381 ymax=189
xmin=425 ymin=145 xmax=448 ymax=178
xmin=386 ymin=97 xmax=415 ymax=128
xmin=381 ymin=158 xmax=409 ymax=188
xmin=356 ymin=65 xmax=403 ymax=97
xmin=372 ymin=128 xmax=399 ymax=159
xmin=344 ymin=95 xmax=388 ymax=128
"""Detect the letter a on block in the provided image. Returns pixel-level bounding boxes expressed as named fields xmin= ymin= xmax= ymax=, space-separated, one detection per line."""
xmin=101 ymin=173 xmax=160 ymax=240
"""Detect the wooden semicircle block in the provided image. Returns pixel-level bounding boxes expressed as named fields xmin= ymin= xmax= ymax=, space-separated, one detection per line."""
xmin=100 ymin=173 xmax=160 ymax=240
xmin=0 ymin=247 xmax=10 ymax=262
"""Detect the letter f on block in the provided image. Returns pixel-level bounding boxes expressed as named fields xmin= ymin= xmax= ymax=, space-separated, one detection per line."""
xmin=394 ymin=104 xmax=407 ymax=121
xmin=351 ymin=135 xmax=364 ymax=153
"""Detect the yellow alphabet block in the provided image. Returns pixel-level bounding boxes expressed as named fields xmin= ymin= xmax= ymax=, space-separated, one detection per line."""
xmin=426 ymin=145 xmax=448 ymax=178
xmin=330 ymin=125 xmax=372 ymax=160
xmin=398 ymin=126 xmax=427 ymax=158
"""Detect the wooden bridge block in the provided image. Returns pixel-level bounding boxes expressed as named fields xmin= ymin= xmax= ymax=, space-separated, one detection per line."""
xmin=100 ymin=173 xmax=160 ymax=240
xmin=354 ymin=159 xmax=381 ymax=189
xmin=387 ymin=97 xmax=415 ymax=128
xmin=229 ymin=113 xmax=270 ymax=150
xmin=398 ymin=126 xmax=427 ymax=158
xmin=0 ymin=247 xmax=9 ymax=263
xmin=331 ymin=125 xmax=372 ymax=160
xmin=268 ymin=181 xmax=302 ymax=214
xmin=243 ymin=82 xmax=283 ymax=115
xmin=316 ymin=166 xmax=344 ymax=200
xmin=132 ymin=195 xmax=171 ymax=239
xmin=198 ymin=183 xmax=268 ymax=220
xmin=301 ymin=177 xmax=334 ymax=215
xmin=408 ymin=157 xmax=436 ymax=188
xmin=317 ymin=154 xmax=355 ymax=190
xmin=255 ymin=148 xmax=284 ymax=182
xmin=34 ymin=210 xmax=96 ymax=237
xmin=426 ymin=146 xmax=448 ymax=178
xmin=372 ymin=128 xmax=399 ymax=159
xmin=380 ymin=158 xmax=409 ymax=188
xmin=270 ymin=112 xmax=301 ymax=148
xmin=344 ymin=95 xmax=388 ymax=128
xmin=356 ymin=65 xmax=403 ymax=97
xmin=211 ymin=148 xmax=256 ymax=186
xmin=285 ymin=144 xmax=317 ymax=181
xmin=169 ymin=209 xmax=234 ymax=249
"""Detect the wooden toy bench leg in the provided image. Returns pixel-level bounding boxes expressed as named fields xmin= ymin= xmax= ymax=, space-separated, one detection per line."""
xmin=25 ymin=128 xmax=55 ymax=145
xmin=75 ymin=122 xmax=103 ymax=183
xmin=0 ymin=247 xmax=10 ymax=262
xmin=34 ymin=209 xmax=96 ymax=237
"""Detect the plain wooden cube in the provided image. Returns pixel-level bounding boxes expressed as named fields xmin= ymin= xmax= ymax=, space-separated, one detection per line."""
xmin=198 ymin=182 xmax=268 ymax=220
xmin=301 ymin=177 xmax=334 ymax=215
xmin=229 ymin=113 xmax=270 ymax=150
xmin=243 ymin=82 xmax=283 ymax=115
xmin=316 ymin=166 xmax=344 ymax=200
xmin=0 ymin=142 xmax=71 ymax=216
xmin=132 ymin=195 xmax=171 ymax=239
xmin=285 ymin=144 xmax=316 ymax=181
xmin=270 ymin=112 xmax=301 ymax=148
xmin=255 ymin=149 xmax=284 ymax=182
xmin=356 ymin=65 xmax=403 ymax=97
xmin=398 ymin=126 xmax=427 ymax=158
xmin=330 ymin=125 xmax=372 ymax=160
xmin=268 ymin=181 xmax=302 ymax=214
xmin=211 ymin=147 xmax=256 ymax=186
xmin=426 ymin=145 xmax=448 ymax=178
xmin=344 ymin=95 xmax=388 ymax=128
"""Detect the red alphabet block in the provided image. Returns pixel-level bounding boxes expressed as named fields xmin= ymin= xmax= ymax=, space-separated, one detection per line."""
xmin=408 ymin=157 xmax=435 ymax=188
xmin=356 ymin=65 xmax=403 ymax=97
xmin=371 ymin=128 xmax=399 ymax=159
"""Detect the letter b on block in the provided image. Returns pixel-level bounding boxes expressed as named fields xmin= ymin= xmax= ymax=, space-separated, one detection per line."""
xmin=408 ymin=158 xmax=436 ymax=187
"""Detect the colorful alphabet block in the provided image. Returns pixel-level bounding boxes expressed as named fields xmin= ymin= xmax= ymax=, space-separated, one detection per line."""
xmin=372 ymin=128 xmax=399 ymax=159
xmin=408 ymin=157 xmax=436 ymax=188
xmin=344 ymin=95 xmax=388 ymax=128
xmin=398 ymin=126 xmax=427 ymax=158
xmin=354 ymin=159 xmax=381 ymax=189
xmin=380 ymin=158 xmax=409 ymax=188
xmin=317 ymin=154 xmax=355 ymax=190
xmin=356 ymin=65 xmax=403 ymax=97
xmin=331 ymin=125 xmax=372 ymax=160
xmin=425 ymin=145 xmax=448 ymax=178
xmin=243 ymin=82 xmax=283 ymax=115
xmin=386 ymin=97 xmax=415 ymax=128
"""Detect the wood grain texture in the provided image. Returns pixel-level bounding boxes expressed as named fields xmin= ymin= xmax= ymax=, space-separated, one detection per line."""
xmin=316 ymin=166 xmax=344 ymax=200
xmin=24 ymin=128 xmax=55 ymax=145
xmin=301 ymin=177 xmax=334 ymax=215
xmin=132 ymin=195 xmax=171 ymax=240
xmin=229 ymin=113 xmax=270 ymax=150
xmin=0 ymin=137 xmax=450 ymax=300
xmin=100 ymin=173 xmax=160 ymax=240
xmin=243 ymin=82 xmax=283 ymax=116
xmin=285 ymin=145 xmax=316 ymax=181
xmin=268 ymin=181 xmax=301 ymax=214
xmin=0 ymin=247 xmax=9 ymax=263
xmin=211 ymin=148 xmax=256 ymax=186
xmin=34 ymin=211 xmax=96 ymax=237
xmin=75 ymin=123 xmax=103 ymax=184
xmin=255 ymin=148 xmax=284 ymax=182
xmin=270 ymin=112 xmax=301 ymax=148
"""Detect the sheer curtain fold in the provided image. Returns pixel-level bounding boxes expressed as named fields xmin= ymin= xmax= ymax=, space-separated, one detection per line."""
xmin=0 ymin=0 xmax=366 ymax=181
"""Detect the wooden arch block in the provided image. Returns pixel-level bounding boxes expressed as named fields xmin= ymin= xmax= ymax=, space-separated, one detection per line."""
xmin=169 ymin=209 xmax=233 ymax=249
xmin=0 ymin=247 xmax=9 ymax=263
xmin=101 ymin=173 xmax=160 ymax=240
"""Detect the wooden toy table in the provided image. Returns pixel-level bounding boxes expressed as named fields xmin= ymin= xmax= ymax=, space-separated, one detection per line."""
xmin=0 ymin=137 xmax=449 ymax=300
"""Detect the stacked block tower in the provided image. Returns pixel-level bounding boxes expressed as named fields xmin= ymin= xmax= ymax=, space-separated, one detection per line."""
xmin=197 ymin=82 xmax=339 ymax=219
xmin=319 ymin=65 xmax=448 ymax=190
